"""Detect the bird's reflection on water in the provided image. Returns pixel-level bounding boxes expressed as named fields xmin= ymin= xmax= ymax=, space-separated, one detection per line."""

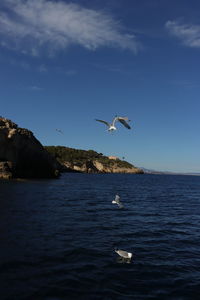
xmin=116 ymin=257 xmax=132 ymax=264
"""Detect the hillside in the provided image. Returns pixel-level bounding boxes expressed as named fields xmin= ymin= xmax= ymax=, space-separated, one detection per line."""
xmin=45 ymin=146 xmax=144 ymax=174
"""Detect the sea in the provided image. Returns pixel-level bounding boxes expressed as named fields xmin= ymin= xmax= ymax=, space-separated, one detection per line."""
xmin=0 ymin=173 xmax=200 ymax=300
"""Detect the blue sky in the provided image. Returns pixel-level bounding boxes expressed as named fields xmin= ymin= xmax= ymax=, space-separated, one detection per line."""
xmin=1 ymin=0 xmax=200 ymax=172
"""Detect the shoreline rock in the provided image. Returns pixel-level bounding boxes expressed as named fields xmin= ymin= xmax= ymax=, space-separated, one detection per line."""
xmin=62 ymin=159 xmax=143 ymax=174
xmin=0 ymin=117 xmax=60 ymax=179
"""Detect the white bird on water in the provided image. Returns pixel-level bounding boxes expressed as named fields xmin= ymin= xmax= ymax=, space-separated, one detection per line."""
xmin=112 ymin=194 xmax=124 ymax=208
xmin=115 ymin=249 xmax=133 ymax=259
xmin=95 ymin=116 xmax=131 ymax=132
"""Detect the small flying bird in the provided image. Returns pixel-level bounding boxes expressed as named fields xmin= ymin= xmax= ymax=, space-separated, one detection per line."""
xmin=95 ymin=116 xmax=131 ymax=132
xmin=112 ymin=194 xmax=124 ymax=208
xmin=56 ymin=129 xmax=64 ymax=134
xmin=115 ymin=249 xmax=133 ymax=259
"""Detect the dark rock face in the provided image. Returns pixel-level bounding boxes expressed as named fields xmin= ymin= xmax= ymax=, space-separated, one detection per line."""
xmin=0 ymin=161 xmax=13 ymax=179
xmin=0 ymin=117 xmax=60 ymax=179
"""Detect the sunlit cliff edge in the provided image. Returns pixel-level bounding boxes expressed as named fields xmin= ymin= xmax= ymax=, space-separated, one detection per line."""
xmin=45 ymin=146 xmax=144 ymax=174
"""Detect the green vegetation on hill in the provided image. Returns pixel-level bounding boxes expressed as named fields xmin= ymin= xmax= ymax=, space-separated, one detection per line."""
xmin=45 ymin=146 xmax=134 ymax=169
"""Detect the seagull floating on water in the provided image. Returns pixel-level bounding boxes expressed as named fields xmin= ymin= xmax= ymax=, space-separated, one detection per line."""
xmin=95 ymin=116 xmax=131 ymax=132
xmin=112 ymin=194 xmax=124 ymax=208
xmin=115 ymin=249 xmax=133 ymax=259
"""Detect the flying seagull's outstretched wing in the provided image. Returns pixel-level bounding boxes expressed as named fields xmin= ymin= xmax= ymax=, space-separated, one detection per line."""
xmin=95 ymin=119 xmax=110 ymax=127
xmin=112 ymin=116 xmax=118 ymax=126
xmin=115 ymin=194 xmax=120 ymax=203
xmin=117 ymin=117 xmax=131 ymax=129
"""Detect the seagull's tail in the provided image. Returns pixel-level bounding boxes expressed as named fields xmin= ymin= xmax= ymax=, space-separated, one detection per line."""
xmin=127 ymin=252 xmax=132 ymax=258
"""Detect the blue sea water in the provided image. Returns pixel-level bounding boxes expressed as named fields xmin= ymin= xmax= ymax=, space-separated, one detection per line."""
xmin=0 ymin=173 xmax=200 ymax=300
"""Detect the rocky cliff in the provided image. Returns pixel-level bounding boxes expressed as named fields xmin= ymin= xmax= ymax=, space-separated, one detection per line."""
xmin=63 ymin=160 xmax=143 ymax=173
xmin=0 ymin=117 xmax=60 ymax=179
xmin=45 ymin=146 xmax=144 ymax=174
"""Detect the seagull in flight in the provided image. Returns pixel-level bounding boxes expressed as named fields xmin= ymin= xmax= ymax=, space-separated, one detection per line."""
xmin=95 ymin=116 xmax=131 ymax=132
xmin=56 ymin=129 xmax=64 ymax=134
xmin=112 ymin=194 xmax=124 ymax=208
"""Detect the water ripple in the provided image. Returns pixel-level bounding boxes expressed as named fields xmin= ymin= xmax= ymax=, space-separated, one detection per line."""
xmin=0 ymin=174 xmax=200 ymax=299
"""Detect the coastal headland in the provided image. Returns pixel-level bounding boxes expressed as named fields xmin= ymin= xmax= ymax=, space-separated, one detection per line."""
xmin=45 ymin=146 xmax=144 ymax=174
xmin=0 ymin=117 xmax=143 ymax=179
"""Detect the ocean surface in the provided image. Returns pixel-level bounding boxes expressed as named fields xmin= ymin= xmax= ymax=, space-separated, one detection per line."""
xmin=0 ymin=174 xmax=200 ymax=300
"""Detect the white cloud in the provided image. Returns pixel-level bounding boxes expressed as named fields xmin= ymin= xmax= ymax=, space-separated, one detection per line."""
xmin=165 ymin=20 xmax=200 ymax=48
xmin=170 ymin=79 xmax=198 ymax=88
xmin=28 ymin=85 xmax=43 ymax=91
xmin=65 ymin=70 xmax=77 ymax=76
xmin=38 ymin=64 xmax=47 ymax=72
xmin=0 ymin=0 xmax=140 ymax=55
xmin=9 ymin=59 xmax=30 ymax=70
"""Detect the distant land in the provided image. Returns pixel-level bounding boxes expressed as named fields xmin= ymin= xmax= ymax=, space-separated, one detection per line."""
xmin=140 ymin=167 xmax=200 ymax=176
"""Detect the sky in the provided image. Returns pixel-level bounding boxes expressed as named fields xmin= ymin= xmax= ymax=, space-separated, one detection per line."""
xmin=0 ymin=0 xmax=200 ymax=173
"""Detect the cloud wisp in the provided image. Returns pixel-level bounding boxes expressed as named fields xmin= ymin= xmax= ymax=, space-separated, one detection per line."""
xmin=165 ymin=20 xmax=200 ymax=48
xmin=27 ymin=85 xmax=44 ymax=91
xmin=0 ymin=0 xmax=140 ymax=55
